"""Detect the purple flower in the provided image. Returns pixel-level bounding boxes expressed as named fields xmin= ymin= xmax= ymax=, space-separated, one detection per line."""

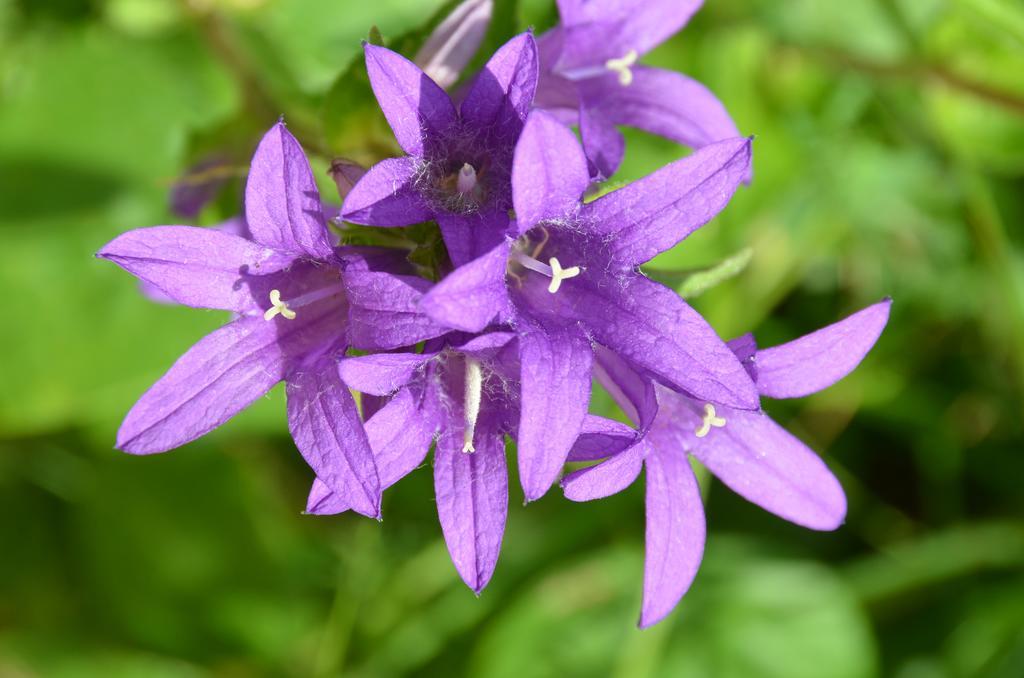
xmin=561 ymin=299 xmax=892 ymax=627
xmin=535 ymin=0 xmax=741 ymax=179
xmin=341 ymin=33 xmax=538 ymax=266
xmin=307 ymin=331 xmax=519 ymax=594
xmin=419 ymin=110 xmax=757 ymax=501
xmin=414 ymin=0 xmax=493 ymax=89
xmin=97 ymin=122 xmax=431 ymax=519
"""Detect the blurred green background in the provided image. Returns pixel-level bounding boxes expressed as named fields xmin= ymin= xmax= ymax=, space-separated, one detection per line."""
xmin=2 ymin=0 xmax=1024 ymax=675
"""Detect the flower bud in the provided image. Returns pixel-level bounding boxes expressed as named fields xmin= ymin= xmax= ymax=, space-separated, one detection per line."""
xmin=414 ymin=0 xmax=492 ymax=89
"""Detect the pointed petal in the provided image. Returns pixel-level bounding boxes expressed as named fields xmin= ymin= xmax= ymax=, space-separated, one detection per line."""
xmin=579 ymin=102 xmax=625 ymax=180
xmin=640 ymin=443 xmax=705 ymax=628
xmin=756 ymin=300 xmax=892 ymax=399
xmin=98 ymin=226 xmax=290 ymax=312
xmin=562 ymin=440 xmax=646 ymax=501
xmin=593 ymin=346 xmax=658 ymax=430
xmin=460 ymin=33 xmax=539 ymax=146
xmin=415 ymin=0 xmax=493 ymax=89
xmin=512 ymin=110 xmax=590 ymax=233
xmin=581 ymin=66 xmax=741 ymax=158
xmin=580 ymin=274 xmax=758 ymax=409
xmin=567 ymin=414 xmax=638 ymax=462
xmin=343 ymin=268 xmax=447 ymax=350
xmin=341 ymin=157 xmax=433 ymax=226
xmin=436 ymin=209 xmax=510 ymax=267
xmin=435 ymin=428 xmax=508 ymax=593
xmin=244 ymin=122 xmax=334 ymax=259
xmin=306 ymin=387 xmax=439 ymax=514
xmin=363 ymin=43 xmax=458 ymax=156
xmin=117 ymin=295 xmax=344 ymax=454
xmin=581 ymin=137 xmax=752 ymax=267
xmin=337 ymin=351 xmax=436 ymax=396
xmin=420 ymin=241 xmax=511 ymax=332
xmin=287 ymin=356 xmax=381 ymax=518
xmin=517 ymin=323 xmax=592 ymax=501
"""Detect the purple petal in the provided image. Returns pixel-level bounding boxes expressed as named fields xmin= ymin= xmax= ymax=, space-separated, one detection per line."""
xmin=307 ymin=387 xmax=439 ymax=514
xmin=459 ymin=33 xmax=539 ymax=146
xmin=756 ymin=300 xmax=892 ymax=400
xmin=98 ymin=226 xmax=291 ymax=313
xmin=337 ymin=351 xmax=436 ymax=396
xmin=517 ymin=323 xmax=592 ymax=501
xmin=640 ymin=442 xmax=705 ymax=629
xmin=434 ymin=428 xmax=508 ymax=594
xmin=341 ymin=157 xmax=433 ymax=226
xmin=593 ymin=346 xmax=658 ymax=430
xmin=512 ymin=110 xmax=590 ymax=233
xmin=581 ymin=137 xmax=752 ymax=267
xmin=578 ymin=102 xmax=625 ymax=180
xmin=363 ymin=43 xmax=458 ymax=156
xmin=579 ymin=274 xmax=758 ymax=409
xmin=454 ymin=331 xmax=516 ymax=358
xmin=580 ymin=66 xmax=741 ymax=158
xmin=244 ymin=122 xmax=334 ymax=259
xmin=169 ymin=154 xmax=232 ymax=219
xmin=436 ymin=210 xmax=511 ymax=267
xmin=415 ymin=0 xmax=493 ymax=89
xmin=556 ymin=0 xmax=703 ymax=70
xmin=562 ymin=440 xmax=646 ymax=501
xmin=343 ymin=268 xmax=448 ymax=350
xmin=568 ymin=414 xmax=638 ymax=462
xmin=116 ymin=295 xmax=345 ymax=454
xmin=420 ymin=241 xmax=511 ymax=332
xmin=287 ymin=356 xmax=381 ymax=518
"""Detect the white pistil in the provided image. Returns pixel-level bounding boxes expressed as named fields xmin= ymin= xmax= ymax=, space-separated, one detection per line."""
xmin=547 ymin=257 xmax=581 ymax=293
xmin=462 ymin=357 xmax=483 ymax=453
xmin=605 ymin=49 xmax=638 ymax=86
xmin=263 ymin=289 xmax=296 ymax=321
xmin=694 ymin=403 xmax=726 ymax=438
xmin=456 ymin=163 xmax=478 ymax=194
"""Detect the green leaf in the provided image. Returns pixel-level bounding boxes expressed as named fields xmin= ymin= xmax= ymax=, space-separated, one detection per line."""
xmin=677 ymin=248 xmax=754 ymax=299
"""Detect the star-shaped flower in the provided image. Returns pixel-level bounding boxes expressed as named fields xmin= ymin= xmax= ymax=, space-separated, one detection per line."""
xmin=419 ymin=110 xmax=758 ymax=502
xmin=342 ymin=32 xmax=538 ymax=266
xmin=561 ymin=299 xmax=892 ymax=627
xmin=535 ymin=0 xmax=742 ymax=179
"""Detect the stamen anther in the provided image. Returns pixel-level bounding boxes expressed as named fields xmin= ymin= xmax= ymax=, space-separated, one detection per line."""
xmin=694 ymin=403 xmax=726 ymax=438
xmin=456 ymin=163 xmax=477 ymax=194
xmin=462 ymin=357 xmax=483 ymax=453
xmin=263 ymin=289 xmax=296 ymax=321
xmin=605 ymin=49 xmax=638 ymax=86
xmin=547 ymin=257 xmax=581 ymax=294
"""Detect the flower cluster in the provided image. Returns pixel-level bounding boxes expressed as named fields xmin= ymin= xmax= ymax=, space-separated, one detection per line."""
xmin=99 ymin=0 xmax=890 ymax=627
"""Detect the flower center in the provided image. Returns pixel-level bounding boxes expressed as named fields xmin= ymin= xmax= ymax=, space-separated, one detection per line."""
xmin=462 ymin=357 xmax=483 ymax=453
xmin=262 ymin=284 xmax=346 ymax=321
xmin=507 ymin=228 xmax=583 ymax=294
xmin=456 ymin=163 xmax=477 ymax=194
xmin=694 ymin=403 xmax=726 ymax=438
xmin=605 ymin=49 xmax=638 ymax=86
xmin=263 ymin=289 xmax=296 ymax=321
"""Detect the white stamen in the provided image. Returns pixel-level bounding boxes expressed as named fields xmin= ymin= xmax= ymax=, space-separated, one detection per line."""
xmin=605 ymin=49 xmax=638 ymax=86
xmin=694 ymin=403 xmax=726 ymax=438
xmin=462 ymin=357 xmax=483 ymax=453
xmin=456 ymin=163 xmax=477 ymax=194
xmin=547 ymin=257 xmax=581 ymax=293
xmin=263 ymin=289 xmax=296 ymax=321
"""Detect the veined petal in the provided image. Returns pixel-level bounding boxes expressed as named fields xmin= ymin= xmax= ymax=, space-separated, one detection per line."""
xmin=287 ymin=356 xmax=381 ymax=518
xmin=244 ymin=123 xmax=334 ymax=259
xmin=686 ymin=404 xmax=847 ymax=531
xmin=420 ymin=241 xmax=511 ymax=332
xmin=512 ymin=110 xmax=590 ymax=234
xmin=562 ymin=440 xmax=646 ymax=501
xmin=344 ymin=268 xmax=447 ymax=350
xmin=435 ymin=427 xmax=508 ymax=594
xmin=98 ymin=226 xmax=290 ymax=312
xmin=436 ymin=210 xmax=510 ymax=267
xmin=517 ymin=322 xmax=592 ymax=501
xmin=580 ymin=274 xmax=758 ymax=409
xmin=756 ymin=299 xmax=892 ymax=400
xmin=567 ymin=414 xmax=637 ymax=462
xmin=363 ymin=43 xmax=458 ymax=157
xmin=307 ymin=387 xmax=439 ymax=514
xmin=117 ymin=295 xmax=344 ymax=455
xmin=593 ymin=346 xmax=658 ymax=430
xmin=338 ymin=351 xmax=437 ymax=396
xmin=341 ymin=157 xmax=433 ymax=226
xmin=579 ymin=102 xmax=625 ymax=181
xmin=414 ymin=0 xmax=493 ymax=89
xmin=581 ymin=137 xmax=752 ymax=267
xmin=640 ymin=442 xmax=705 ymax=629
xmin=580 ymin=66 xmax=741 ymax=159
xmin=460 ymin=33 xmax=539 ymax=146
